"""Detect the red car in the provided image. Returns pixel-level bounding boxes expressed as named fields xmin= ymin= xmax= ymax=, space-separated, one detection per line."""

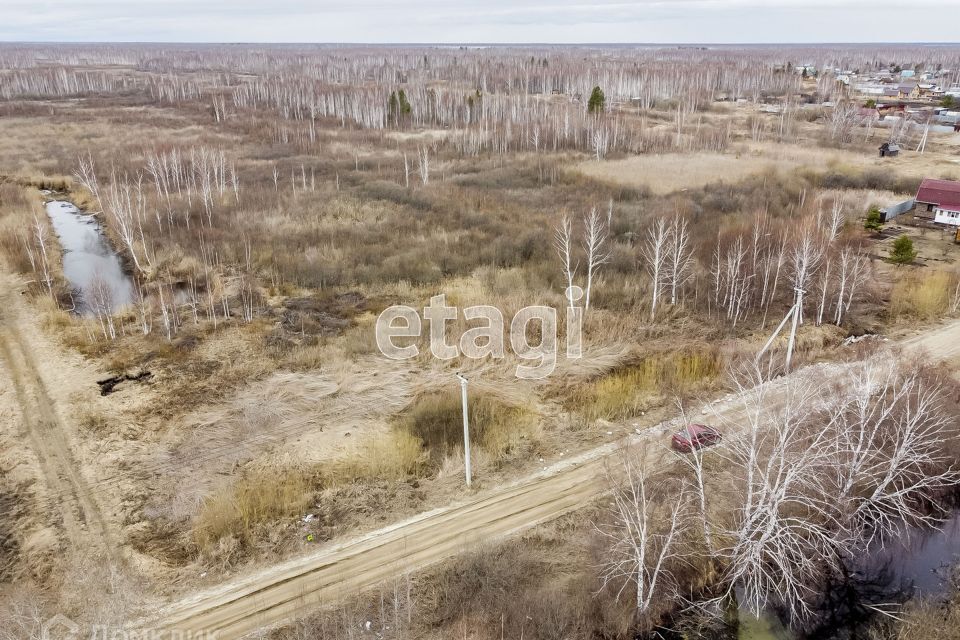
xmin=671 ymin=424 xmax=721 ymax=452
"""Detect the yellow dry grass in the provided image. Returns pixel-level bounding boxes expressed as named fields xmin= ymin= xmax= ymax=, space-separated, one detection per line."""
xmin=576 ymin=151 xmax=799 ymax=194
xmin=890 ymin=269 xmax=958 ymax=321
xmin=191 ymin=467 xmax=312 ymax=552
xmin=575 ymin=140 xmax=960 ymax=194
xmin=566 ymin=347 xmax=724 ymax=421
xmin=397 ymin=390 xmax=538 ymax=463
xmin=328 ymin=430 xmax=425 ymax=483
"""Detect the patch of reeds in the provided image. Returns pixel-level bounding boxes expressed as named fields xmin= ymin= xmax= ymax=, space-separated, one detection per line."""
xmin=890 ymin=269 xmax=957 ymax=320
xmin=567 ymin=347 xmax=724 ymax=421
xmin=191 ymin=468 xmax=312 ymax=552
xmin=397 ymin=391 xmax=537 ymax=464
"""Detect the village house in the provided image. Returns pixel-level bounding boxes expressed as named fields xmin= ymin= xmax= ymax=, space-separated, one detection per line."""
xmin=897 ymin=82 xmax=921 ymax=99
xmin=915 ymin=178 xmax=960 ymax=226
xmin=883 ymin=87 xmax=901 ymax=99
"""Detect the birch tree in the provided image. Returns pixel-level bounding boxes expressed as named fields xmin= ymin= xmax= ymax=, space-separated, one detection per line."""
xmin=582 ymin=207 xmax=610 ymax=312
xmin=417 ymin=145 xmax=430 ymax=186
xmin=554 ymin=214 xmax=578 ymax=309
xmin=88 ymin=273 xmax=116 ymax=340
xmin=31 ymin=214 xmax=54 ymax=297
xmin=74 ymin=156 xmax=148 ymax=274
xmin=597 ymin=453 xmax=688 ymax=615
xmin=709 ymin=366 xmax=837 ymax=621
xmin=834 ymin=246 xmax=868 ymax=325
xmin=642 ymin=217 xmax=670 ymax=321
xmin=666 ymin=215 xmax=693 ymax=306
xmin=689 ymin=355 xmax=960 ymax=624
xmin=823 ymin=357 xmax=959 ymax=547
xmin=788 ymin=226 xmax=823 ymax=324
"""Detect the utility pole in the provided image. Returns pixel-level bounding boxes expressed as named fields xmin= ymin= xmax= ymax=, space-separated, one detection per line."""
xmin=785 ymin=287 xmax=803 ymax=373
xmin=756 ymin=287 xmax=804 ymax=373
xmin=917 ymin=121 xmax=929 ymax=154
xmin=456 ymin=373 xmax=472 ymax=487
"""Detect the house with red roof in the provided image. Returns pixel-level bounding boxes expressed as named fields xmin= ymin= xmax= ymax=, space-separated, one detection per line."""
xmin=915 ymin=178 xmax=960 ymax=226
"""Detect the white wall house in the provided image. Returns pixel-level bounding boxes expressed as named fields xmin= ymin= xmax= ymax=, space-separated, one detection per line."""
xmin=934 ymin=207 xmax=960 ymax=226
xmin=915 ymin=178 xmax=960 ymax=227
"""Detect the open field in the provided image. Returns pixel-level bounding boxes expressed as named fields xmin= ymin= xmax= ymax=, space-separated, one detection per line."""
xmin=144 ymin=317 xmax=960 ymax=637
xmin=576 ymin=139 xmax=960 ymax=194
xmin=1 ymin=43 xmax=960 ymax=640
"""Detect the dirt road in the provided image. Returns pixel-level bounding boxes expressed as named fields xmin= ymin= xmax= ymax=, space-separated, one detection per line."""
xmin=148 ymin=319 xmax=960 ymax=639
xmin=0 ymin=279 xmax=117 ymax=562
xmin=900 ymin=318 xmax=960 ymax=360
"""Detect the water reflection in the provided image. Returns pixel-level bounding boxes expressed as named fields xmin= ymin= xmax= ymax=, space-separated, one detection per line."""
xmin=44 ymin=200 xmax=134 ymax=315
xmin=742 ymin=512 xmax=960 ymax=639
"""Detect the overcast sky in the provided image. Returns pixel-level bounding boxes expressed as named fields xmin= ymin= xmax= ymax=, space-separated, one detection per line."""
xmin=2 ymin=0 xmax=959 ymax=44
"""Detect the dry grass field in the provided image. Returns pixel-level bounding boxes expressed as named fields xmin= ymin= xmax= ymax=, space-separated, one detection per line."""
xmin=0 ymin=43 xmax=959 ymax=639
xmin=576 ymin=137 xmax=960 ymax=194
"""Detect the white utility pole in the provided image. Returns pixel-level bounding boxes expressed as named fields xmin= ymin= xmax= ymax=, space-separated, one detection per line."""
xmin=756 ymin=287 xmax=804 ymax=373
xmin=785 ymin=287 xmax=803 ymax=373
xmin=456 ymin=373 xmax=472 ymax=487
xmin=917 ymin=122 xmax=929 ymax=154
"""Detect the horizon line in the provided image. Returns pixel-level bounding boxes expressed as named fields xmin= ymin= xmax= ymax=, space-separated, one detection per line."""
xmin=2 ymin=40 xmax=960 ymax=47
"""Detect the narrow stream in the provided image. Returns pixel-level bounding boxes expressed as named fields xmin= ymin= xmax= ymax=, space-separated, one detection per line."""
xmin=44 ymin=200 xmax=134 ymax=315
xmin=738 ymin=510 xmax=960 ymax=639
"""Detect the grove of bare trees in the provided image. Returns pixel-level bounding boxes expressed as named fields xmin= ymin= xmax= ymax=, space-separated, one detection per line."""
xmin=599 ymin=354 xmax=959 ymax=629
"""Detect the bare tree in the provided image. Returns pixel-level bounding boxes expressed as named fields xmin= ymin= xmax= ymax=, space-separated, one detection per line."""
xmin=824 ymin=357 xmax=960 ymax=547
xmin=582 ymin=207 xmax=610 ymax=312
xmin=688 ymin=354 xmax=960 ymax=624
xmin=828 ymin=100 xmax=860 ymax=144
xmin=75 ymin=156 xmax=148 ymax=274
xmin=707 ymin=366 xmax=837 ymax=621
xmin=554 ymin=214 xmax=579 ymax=309
xmin=834 ymin=246 xmax=868 ymax=325
xmin=133 ymin=280 xmax=152 ymax=336
xmin=88 ymin=272 xmax=116 ymax=339
xmin=641 ymin=217 xmax=670 ymax=321
xmin=417 ymin=145 xmax=430 ymax=186
xmin=674 ymin=403 xmax=715 ymax=555
xmin=31 ymin=214 xmax=54 ymax=297
xmin=597 ymin=452 xmax=688 ymax=614
xmin=815 ymin=256 xmax=831 ymax=326
xmin=0 ymin=593 xmax=47 ymax=640
xmin=714 ymin=234 xmax=751 ymax=326
xmin=788 ymin=225 xmax=824 ymax=324
xmin=666 ymin=215 xmax=694 ymax=306
xmin=824 ymin=200 xmax=845 ymax=243
xmin=592 ymin=125 xmax=610 ymax=161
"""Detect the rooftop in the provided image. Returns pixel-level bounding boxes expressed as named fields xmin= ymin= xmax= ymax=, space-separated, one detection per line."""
xmin=916 ymin=178 xmax=960 ymax=210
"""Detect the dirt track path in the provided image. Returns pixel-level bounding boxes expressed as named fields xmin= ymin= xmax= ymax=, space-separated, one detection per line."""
xmin=149 ymin=319 xmax=960 ymax=639
xmin=900 ymin=318 xmax=960 ymax=359
xmin=0 ymin=280 xmax=117 ymax=562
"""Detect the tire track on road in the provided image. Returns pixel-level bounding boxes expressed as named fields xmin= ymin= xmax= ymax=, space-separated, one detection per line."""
xmin=0 ymin=287 xmax=117 ymax=563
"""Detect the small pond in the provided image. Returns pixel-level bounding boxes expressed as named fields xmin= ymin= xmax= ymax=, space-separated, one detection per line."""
xmin=44 ymin=200 xmax=134 ymax=315
xmin=738 ymin=510 xmax=960 ymax=639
